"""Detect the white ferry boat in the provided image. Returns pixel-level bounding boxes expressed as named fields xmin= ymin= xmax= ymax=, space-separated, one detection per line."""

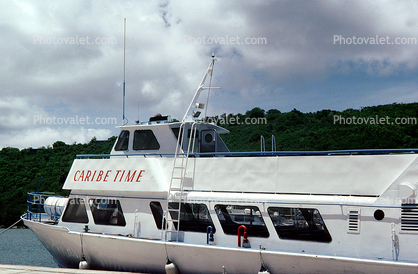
xmin=23 ymin=56 xmax=418 ymax=274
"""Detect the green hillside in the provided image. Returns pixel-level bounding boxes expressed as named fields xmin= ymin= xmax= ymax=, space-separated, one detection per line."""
xmin=0 ymin=137 xmax=116 ymax=227
xmin=1 ymin=102 xmax=417 ymax=226
xmin=219 ymin=103 xmax=418 ymax=151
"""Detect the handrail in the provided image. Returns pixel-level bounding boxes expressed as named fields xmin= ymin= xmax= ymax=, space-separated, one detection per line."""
xmin=272 ymin=135 xmax=276 ymax=152
xmin=260 ymin=135 xmax=265 ymax=152
xmin=76 ymin=148 xmax=418 ymax=159
xmin=26 ymin=192 xmax=64 ymax=223
xmin=238 ymin=225 xmax=248 ymax=247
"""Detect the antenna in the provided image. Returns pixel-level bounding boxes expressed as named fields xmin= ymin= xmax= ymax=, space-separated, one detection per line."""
xmin=204 ymin=53 xmax=215 ymax=118
xmin=122 ymin=18 xmax=128 ymax=125
xmin=182 ymin=54 xmax=220 ymax=122
xmin=135 ymin=101 xmax=140 ymax=124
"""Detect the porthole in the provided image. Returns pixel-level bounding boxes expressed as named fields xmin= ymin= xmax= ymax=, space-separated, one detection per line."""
xmin=374 ymin=209 xmax=385 ymax=221
xmin=205 ymin=133 xmax=213 ymax=143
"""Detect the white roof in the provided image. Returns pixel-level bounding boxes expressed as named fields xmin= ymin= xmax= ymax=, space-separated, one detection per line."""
xmin=63 ymin=153 xmax=418 ymax=197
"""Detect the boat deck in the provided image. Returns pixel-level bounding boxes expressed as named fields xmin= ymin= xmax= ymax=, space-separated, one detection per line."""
xmin=0 ymin=264 xmax=140 ymax=274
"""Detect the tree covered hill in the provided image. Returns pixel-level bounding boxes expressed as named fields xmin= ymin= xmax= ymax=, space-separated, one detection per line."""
xmin=219 ymin=102 xmax=418 ymax=152
xmin=1 ymin=102 xmax=417 ymax=226
xmin=0 ymin=137 xmax=116 ymax=227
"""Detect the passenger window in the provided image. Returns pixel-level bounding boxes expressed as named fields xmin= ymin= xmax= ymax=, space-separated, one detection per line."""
xmin=169 ymin=203 xmax=215 ymax=233
xmin=150 ymin=201 xmax=163 ymax=229
xmin=268 ymin=207 xmax=332 ymax=243
xmin=115 ymin=130 xmax=129 ymax=151
xmin=187 ymin=129 xmax=199 ymax=153
xmin=170 ymin=128 xmax=198 ymax=140
xmin=171 ymin=127 xmax=181 ymax=140
xmin=89 ymin=199 xmax=126 ymax=226
xmin=187 ymin=129 xmax=199 ymax=138
xmin=133 ymin=130 xmax=160 ymax=150
xmin=150 ymin=202 xmax=215 ymax=233
xmin=62 ymin=198 xmax=89 ymax=223
xmin=214 ymin=205 xmax=269 ymax=237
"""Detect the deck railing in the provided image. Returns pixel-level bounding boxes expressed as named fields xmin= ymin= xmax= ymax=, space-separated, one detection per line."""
xmin=76 ymin=148 xmax=418 ymax=159
xmin=26 ymin=192 xmax=61 ymax=223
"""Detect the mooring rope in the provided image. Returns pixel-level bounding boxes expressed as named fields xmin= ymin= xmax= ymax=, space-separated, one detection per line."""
xmin=0 ymin=218 xmax=22 ymax=236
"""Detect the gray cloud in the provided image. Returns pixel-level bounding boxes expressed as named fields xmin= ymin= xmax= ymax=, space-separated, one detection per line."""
xmin=1 ymin=0 xmax=418 ymax=148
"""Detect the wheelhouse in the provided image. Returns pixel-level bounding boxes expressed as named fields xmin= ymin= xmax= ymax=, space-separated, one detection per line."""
xmin=111 ymin=118 xmax=230 ymax=155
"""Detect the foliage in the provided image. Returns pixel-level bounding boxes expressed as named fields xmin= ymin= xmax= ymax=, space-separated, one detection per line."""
xmin=215 ymin=102 xmax=418 ymax=152
xmin=0 ymin=136 xmax=116 ymax=227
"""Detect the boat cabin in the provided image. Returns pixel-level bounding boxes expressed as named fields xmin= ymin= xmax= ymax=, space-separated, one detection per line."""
xmin=111 ymin=115 xmax=230 ymax=155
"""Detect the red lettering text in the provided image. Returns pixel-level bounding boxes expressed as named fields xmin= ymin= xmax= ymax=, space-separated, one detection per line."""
xmin=96 ymin=170 xmax=104 ymax=181
xmin=79 ymin=170 xmax=85 ymax=181
xmin=119 ymin=170 xmax=125 ymax=182
xmin=84 ymin=170 xmax=91 ymax=181
xmin=104 ymin=170 xmax=111 ymax=182
xmin=136 ymin=170 xmax=145 ymax=182
xmin=74 ymin=170 xmax=80 ymax=181
xmin=114 ymin=170 xmax=122 ymax=182
xmin=125 ymin=170 xmax=136 ymax=182
xmin=91 ymin=170 xmax=97 ymax=181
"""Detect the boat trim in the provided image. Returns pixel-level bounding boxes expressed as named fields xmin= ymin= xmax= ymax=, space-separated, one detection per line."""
xmin=76 ymin=148 xmax=418 ymax=159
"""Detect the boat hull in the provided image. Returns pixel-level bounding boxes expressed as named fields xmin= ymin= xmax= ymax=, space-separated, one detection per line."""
xmin=23 ymin=218 xmax=418 ymax=274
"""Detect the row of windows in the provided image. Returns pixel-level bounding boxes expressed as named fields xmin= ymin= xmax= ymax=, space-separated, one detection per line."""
xmin=62 ymin=198 xmax=126 ymax=226
xmin=151 ymin=202 xmax=332 ymax=243
xmin=114 ymin=128 xmax=224 ymax=152
xmin=115 ymin=130 xmax=160 ymax=151
xmin=61 ymin=198 xmax=331 ymax=243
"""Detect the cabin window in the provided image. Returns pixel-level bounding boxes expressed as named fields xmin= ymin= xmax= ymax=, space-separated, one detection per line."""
xmin=150 ymin=202 xmax=215 ymax=233
xmin=61 ymin=198 xmax=89 ymax=223
xmin=150 ymin=201 xmax=163 ymax=229
xmin=187 ymin=129 xmax=199 ymax=138
xmin=170 ymin=128 xmax=198 ymax=139
xmin=214 ymin=205 xmax=269 ymax=237
xmin=89 ymin=199 xmax=126 ymax=226
xmin=267 ymin=207 xmax=332 ymax=243
xmin=133 ymin=130 xmax=160 ymax=150
xmin=115 ymin=130 xmax=129 ymax=151
xmin=169 ymin=202 xmax=215 ymax=233
xmin=187 ymin=129 xmax=199 ymax=153
xmin=171 ymin=127 xmax=181 ymax=140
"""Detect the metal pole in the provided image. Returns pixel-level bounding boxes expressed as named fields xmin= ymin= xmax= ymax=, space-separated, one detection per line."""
xmin=122 ymin=18 xmax=127 ymax=125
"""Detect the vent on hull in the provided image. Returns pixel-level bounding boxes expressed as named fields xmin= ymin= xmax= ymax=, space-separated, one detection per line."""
xmin=401 ymin=204 xmax=418 ymax=231
xmin=348 ymin=210 xmax=360 ymax=233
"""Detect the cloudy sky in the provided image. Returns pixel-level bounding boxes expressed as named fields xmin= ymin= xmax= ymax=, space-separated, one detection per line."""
xmin=1 ymin=0 xmax=418 ymax=149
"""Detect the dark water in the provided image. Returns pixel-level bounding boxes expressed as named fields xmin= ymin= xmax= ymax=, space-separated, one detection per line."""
xmin=0 ymin=228 xmax=58 ymax=267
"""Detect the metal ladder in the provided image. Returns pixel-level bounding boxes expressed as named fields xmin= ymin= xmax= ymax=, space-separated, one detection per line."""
xmin=163 ymin=122 xmax=198 ymax=241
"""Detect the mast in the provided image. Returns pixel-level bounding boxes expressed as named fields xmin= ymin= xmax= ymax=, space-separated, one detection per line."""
xmin=182 ymin=53 xmax=220 ymax=122
xmin=122 ymin=18 xmax=128 ymax=125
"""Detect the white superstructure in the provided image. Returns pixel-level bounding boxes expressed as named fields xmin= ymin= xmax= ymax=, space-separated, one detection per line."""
xmin=23 ymin=56 xmax=418 ymax=274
